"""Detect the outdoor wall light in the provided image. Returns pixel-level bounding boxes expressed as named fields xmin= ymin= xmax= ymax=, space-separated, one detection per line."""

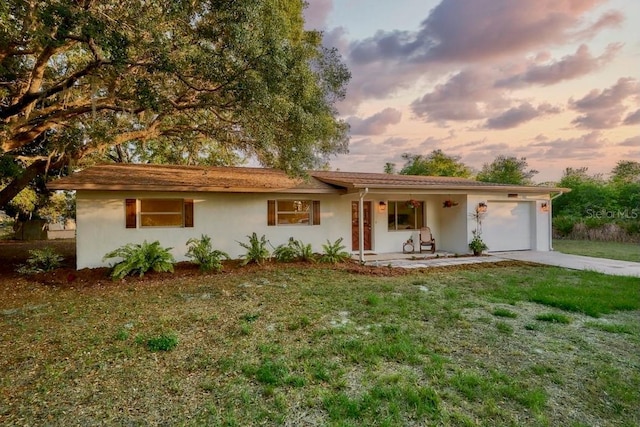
xmin=379 ymin=201 xmax=387 ymax=212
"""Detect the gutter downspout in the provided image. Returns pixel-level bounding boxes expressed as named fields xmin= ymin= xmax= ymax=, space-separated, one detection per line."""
xmin=549 ymin=191 xmax=565 ymax=251
xmin=359 ymin=188 xmax=369 ymax=263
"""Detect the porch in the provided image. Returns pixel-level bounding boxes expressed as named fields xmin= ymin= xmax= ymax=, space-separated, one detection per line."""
xmin=353 ymin=250 xmax=502 ymax=268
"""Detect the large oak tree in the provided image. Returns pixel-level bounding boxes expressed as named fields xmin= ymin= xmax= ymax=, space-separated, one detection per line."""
xmin=0 ymin=0 xmax=350 ymax=208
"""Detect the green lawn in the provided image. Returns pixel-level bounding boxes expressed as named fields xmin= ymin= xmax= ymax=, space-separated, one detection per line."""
xmin=553 ymin=239 xmax=640 ymax=262
xmin=1 ymin=264 xmax=639 ymax=426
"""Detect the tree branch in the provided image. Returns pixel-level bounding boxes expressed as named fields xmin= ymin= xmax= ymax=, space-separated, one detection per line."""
xmin=0 ymin=157 xmax=66 ymax=210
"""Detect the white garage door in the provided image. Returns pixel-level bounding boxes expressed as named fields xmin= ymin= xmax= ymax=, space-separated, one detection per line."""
xmin=481 ymin=202 xmax=532 ymax=251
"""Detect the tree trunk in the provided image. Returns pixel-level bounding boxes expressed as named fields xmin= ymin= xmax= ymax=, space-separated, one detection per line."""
xmin=0 ymin=158 xmax=65 ymax=210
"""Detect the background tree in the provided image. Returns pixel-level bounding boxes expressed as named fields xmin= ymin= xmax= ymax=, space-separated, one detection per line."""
xmin=476 ymin=155 xmax=538 ymax=185
xmin=610 ymin=160 xmax=640 ymax=183
xmin=553 ymin=167 xmax=608 ymax=217
xmin=552 ymin=166 xmax=639 ymax=241
xmin=398 ymin=150 xmax=472 ymax=177
xmin=383 ymin=162 xmax=396 ymax=174
xmin=0 ymin=0 xmax=350 ymax=210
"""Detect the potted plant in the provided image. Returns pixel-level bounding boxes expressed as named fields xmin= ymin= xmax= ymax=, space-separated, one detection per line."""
xmin=406 ymin=199 xmax=421 ymax=209
xmin=468 ymin=230 xmax=488 ymax=256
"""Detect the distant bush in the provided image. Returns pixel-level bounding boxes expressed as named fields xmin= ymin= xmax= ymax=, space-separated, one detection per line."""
xmin=17 ymin=247 xmax=63 ymax=274
xmin=186 ymin=234 xmax=229 ymax=272
xmin=103 ymin=240 xmax=175 ymax=279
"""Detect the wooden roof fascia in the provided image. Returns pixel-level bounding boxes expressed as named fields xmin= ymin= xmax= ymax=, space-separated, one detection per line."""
xmin=333 ymin=183 xmax=570 ymax=194
xmin=48 ymin=183 xmax=344 ymax=194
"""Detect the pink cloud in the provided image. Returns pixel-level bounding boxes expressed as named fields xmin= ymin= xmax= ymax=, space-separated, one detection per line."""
xmin=348 ymin=108 xmax=402 ymax=135
xmin=411 ymin=68 xmax=507 ymax=123
xmin=347 ymin=0 xmax=612 ymax=64
xmin=569 ymin=78 xmax=640 ymax=129
xmin=528 ymin=131 xmax=606 ymax=160
xmin=496 ymin=44 xmax=622 ymax=87
xmin=484 ymin=102 xmax=561 ymax=129
xmin=623 ymin=109 xmax=640 ymax=125
xmin=337 ymin=0 xmax=621 ymax=115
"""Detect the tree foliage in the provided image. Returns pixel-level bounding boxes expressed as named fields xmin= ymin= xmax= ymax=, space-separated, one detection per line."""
xmin=0 ymin=0 xmax=350 ymax=208
xmin=553 ymin=165 xmax=640 ymax=240
xmin=476 ymin=155 xmax=538 ymax=185
xmin=610 ymin=160 xmax=640 ymax=184
xmin=399 ymin=150 xmax=472 ymax=177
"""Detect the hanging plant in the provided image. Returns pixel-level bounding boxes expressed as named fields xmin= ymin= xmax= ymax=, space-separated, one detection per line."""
xmin=442 ymin=199 xmax=459 ymax=208
xmin=406 ymin=199 xmax=421 ymax=209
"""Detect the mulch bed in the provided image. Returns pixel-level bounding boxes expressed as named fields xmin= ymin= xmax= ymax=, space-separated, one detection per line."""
xmin=0 ymin=239 xmax=528 ymax=289
xmin=0 ymin=240 xmax=410 ymax=289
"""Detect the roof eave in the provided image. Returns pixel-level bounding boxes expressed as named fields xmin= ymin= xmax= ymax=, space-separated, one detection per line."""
xmin=48 ymin=183 xmax=343 ymax=194
xmin=343 ymin=183 xmax=570 ymax=193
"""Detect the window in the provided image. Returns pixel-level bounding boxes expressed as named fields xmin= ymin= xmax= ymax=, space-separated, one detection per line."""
xmin=267 ymin=200 xmax=320 ymax=226
xmin=387 ymin=201 xmax=424 ymax=230
xmin=125 ymin=198 xmax=193 ymax=228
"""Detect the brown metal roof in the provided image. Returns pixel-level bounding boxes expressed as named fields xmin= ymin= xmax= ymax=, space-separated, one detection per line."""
xmin=47 ymin=164 xmax=568 ymax=194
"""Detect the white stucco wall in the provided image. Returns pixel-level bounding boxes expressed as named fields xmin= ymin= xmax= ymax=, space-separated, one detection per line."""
xmin=76 ymin=191 xmax=351 ymax=269
xmin=75 ymin=189 xmax=555 ymax=269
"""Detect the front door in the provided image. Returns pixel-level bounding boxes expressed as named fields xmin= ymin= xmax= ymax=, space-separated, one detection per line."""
xmin=351 ymin=201 xmax=372 ymax=251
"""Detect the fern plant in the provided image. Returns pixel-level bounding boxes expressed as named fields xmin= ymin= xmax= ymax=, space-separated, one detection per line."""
xmin=238 ymin=233 xmax=270 ymax=265
xmin=272 ymin=238 xmax=298 ymax=262
xmin=186 ymin=234 xmax=229 ymax=272
xmin=319 ymin=238 xmax=350 ymax=263
xmin=273 ymin=237 xmax=316 ymax=262
xmin=16 ymin=247 xmax=63 ymax=274
xmin=103 ymin=240 xmax=175 ymax=279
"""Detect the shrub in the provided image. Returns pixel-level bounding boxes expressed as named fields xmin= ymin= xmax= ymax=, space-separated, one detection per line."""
xmin=272 ymin=238 xmax=298 ymax=262
xmin=319 ymin=238 xmax=350 ymax=263
xmin=238 ymin=232 xmax=270 ymax=265
xmin=552 ymin=215 xmax=576 ymax=237
xmin=103 ymin=240 xmax=175 ymax=279
xmin=16 ymin=247 xmax=63 ymax=274
xmin=185 ymin=234 xmax=229 ymax=272
xmin=144 ymin=333 xmax=179 ymax=352
xmin=272 ymin=237 xmax=316 ymax=262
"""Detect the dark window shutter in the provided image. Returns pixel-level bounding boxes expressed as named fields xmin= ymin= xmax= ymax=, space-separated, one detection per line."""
xmin=184 ymin=199 xmax=194 ymax=227
xmin=267 ymin=200 xmax=276 ymax=226
xmin=312 ymin=200 xmax=321 ymax=225
xmin=125 ymin=199 xmax=137 ymax=228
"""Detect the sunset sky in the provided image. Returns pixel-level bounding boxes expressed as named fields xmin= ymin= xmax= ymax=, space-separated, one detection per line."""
xmin=304 ymin=0 xmax=640 ymax=182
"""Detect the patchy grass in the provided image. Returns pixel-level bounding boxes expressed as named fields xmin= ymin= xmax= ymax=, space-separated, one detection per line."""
xmin=0 ymin=265 xmax=638 ymax=426
xmin=584 ymin=321 xmax=636 ymax=335
xmin=553 ymin=239 xmax=640 ymax=262
xmin=535 ymin=313 xmax=572 ymax=324
xmin=492 ymin=307 xmax=518 ymax=318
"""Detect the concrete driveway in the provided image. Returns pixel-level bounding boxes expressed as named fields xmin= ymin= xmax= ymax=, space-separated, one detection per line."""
xmin=493 ymin=251 xmax=640 ymax=277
